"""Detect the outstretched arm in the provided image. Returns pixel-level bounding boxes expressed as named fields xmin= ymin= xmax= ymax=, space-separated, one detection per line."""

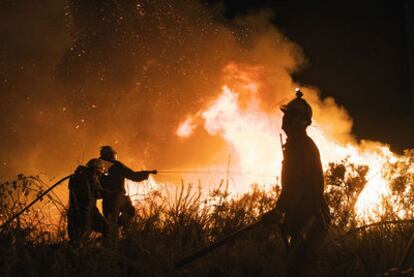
xmin=119 ymin=163 xmax=156 ymax=182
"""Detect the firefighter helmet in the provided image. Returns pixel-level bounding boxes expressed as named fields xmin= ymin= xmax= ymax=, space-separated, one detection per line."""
xmin=86 ymin=158 xmax=108 ymax=174
xmin=100 ymin=145 xmax=117 ymax=160
xmin=281 ymin=88 xmax=312 ymax=126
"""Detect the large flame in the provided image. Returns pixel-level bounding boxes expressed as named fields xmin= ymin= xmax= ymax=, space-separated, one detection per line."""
xmin=175 ymin=63 xmax=407 ymax=220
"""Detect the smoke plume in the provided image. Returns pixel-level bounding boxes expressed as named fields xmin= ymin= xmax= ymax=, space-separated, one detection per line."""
xmin=0 ymin=0 xmax=353 ymax=184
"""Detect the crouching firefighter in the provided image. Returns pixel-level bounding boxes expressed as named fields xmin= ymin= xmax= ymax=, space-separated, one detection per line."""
xmin=99 ymin=146 xmax=157 ymax=231
xmin=67 ymin=158 xmax=110 ymax=245
xmin=276 ymin=89 xmax=331 ymax=276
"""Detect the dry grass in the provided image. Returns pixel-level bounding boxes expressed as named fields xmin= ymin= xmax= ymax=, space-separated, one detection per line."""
xmin=0 ymin=152 xmax=413 ymax=276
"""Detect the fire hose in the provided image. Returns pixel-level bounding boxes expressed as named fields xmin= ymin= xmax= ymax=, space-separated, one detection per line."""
xmin=174 ymin=210 xmax=285 ymax=269
xmin=174 ymin=217 xmax=414 ymax=271
xmin=0 ymin=174 xmax=73 ymax=231
xmin=3 ymin=171 xmax=414 ymax=273
xmin=0 ymin=169 xmax=224 ymax=231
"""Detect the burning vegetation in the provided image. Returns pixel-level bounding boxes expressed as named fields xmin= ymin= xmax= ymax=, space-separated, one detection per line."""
xmin=1 ymin=156 xmax=414 ymax=276
xmin=1 ymin=0 xmax=414 ymax=276
xmin=173 ymin=62 xmax=413 ymax=222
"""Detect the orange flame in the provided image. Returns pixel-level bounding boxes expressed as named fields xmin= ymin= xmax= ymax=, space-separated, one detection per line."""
xmin=176 ymin=118 xmax=197 ymax=138
xmin=176 ymin=63 xmax=407 ymax=220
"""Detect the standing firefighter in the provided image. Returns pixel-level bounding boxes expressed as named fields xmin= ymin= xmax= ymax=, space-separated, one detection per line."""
xmin=99 ymin=146 xmax=157 ymax=230
xmin=277 ymin=89 xmax=330 ymax=275
xmin=67 ymin=158 xmax=109 ymax=245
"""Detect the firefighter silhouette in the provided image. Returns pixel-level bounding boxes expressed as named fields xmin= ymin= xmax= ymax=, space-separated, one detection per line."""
xmin=276 ymin=89 xmax=330 ymax=276
xmin=67 ymin=159 xmax=109 ymax=245
xmin=99 ymin=146 xmax=156 ymax=232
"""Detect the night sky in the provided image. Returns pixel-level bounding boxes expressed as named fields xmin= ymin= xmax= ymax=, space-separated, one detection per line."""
xmin=214 ymin=0 xmax=414 ymax=152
